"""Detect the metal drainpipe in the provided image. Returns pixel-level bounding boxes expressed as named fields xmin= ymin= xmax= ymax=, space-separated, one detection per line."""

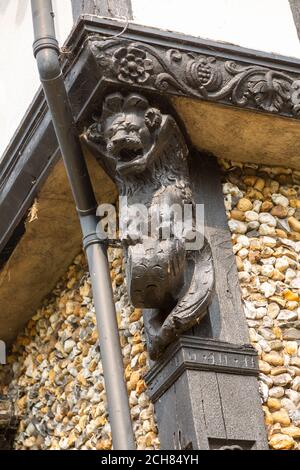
xmin=31 ymin=0 xmax=135 ymax=450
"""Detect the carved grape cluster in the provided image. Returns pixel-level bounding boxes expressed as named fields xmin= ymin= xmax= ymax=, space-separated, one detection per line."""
xmin=91 ymin=39 xmax=300 ymax=119
xmin=186 ymin=57 xmax=222 ymax=94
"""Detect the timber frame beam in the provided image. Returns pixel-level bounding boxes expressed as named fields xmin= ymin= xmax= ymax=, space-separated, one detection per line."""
xmin=67 ymin=16 xmax=300 ymax=121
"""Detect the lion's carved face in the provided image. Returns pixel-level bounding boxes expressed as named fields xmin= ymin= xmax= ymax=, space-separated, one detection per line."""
xmin=86 ymin=93 xmax=162 ymax=176
xmin=103 ymin=111 xmax=153 ymax=174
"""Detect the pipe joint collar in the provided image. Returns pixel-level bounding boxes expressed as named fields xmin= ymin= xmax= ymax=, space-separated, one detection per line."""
xmin=33 ymin=36 xmax=59 ymax=57
xmin=77 ymin=207 xmax=98 ymax=217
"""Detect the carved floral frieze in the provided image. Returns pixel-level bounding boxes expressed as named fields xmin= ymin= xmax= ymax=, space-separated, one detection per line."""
xmin=89 ymin=38 xmax=300 ymax=118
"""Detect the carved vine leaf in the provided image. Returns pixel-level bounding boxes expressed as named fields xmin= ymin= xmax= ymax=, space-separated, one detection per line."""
xmin=90 ymin=39 xmax=300 ymax=118
xmin=291 ymin=80 xmax=300 ymax=116
xmin=244 ymin=73 xmax=291 ymax=113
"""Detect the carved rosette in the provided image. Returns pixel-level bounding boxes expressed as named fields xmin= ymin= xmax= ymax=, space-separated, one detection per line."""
xmin=113 ymin=46 xmax=154 ymax=85
xmin=90 ymin=39 xmax=300 ymax=118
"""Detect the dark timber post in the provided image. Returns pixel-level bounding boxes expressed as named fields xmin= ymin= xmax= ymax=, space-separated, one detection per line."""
xmin=71 ymin=0 xmax=133 ymax=22
xmin=145 ymin=155 xmax=268 ymax=450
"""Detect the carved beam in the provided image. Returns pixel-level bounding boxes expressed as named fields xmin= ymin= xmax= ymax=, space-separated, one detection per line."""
xmin=87 ymin=35 xmax=300 ymax=120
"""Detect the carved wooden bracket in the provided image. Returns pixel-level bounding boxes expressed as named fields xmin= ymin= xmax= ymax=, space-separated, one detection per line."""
xmin=88 ymin=37 xmax=300 ymax=119
xmin=82 ymin=92 xmax=215 ymax=359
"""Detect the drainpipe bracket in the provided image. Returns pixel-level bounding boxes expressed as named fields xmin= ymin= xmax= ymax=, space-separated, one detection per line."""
xmin=82 ymin=232 xmax=108 ymax=251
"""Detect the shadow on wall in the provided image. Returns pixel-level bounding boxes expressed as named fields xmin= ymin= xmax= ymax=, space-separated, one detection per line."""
xmin=0 ymin=0 xmax=29 ymax=25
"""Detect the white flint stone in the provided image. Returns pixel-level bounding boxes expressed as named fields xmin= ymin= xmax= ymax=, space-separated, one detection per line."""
xmin=275 ymin=257 xmax=290 ymax=272
xmin=277 ymin=310 xmax=298 ymax=321
xmin=271 ymin=193 xmax=289 ymax=207
xmin=262 ymin=316 xmax=274 ymax=328
xmin=253 ymin=200 xmax=262 ymax=213
xmin=281 ymin=398 xmax=296 ymax=412
xmin=259 ymin=382 xmax=269 ymax=402
xmin=258 ymin=327 xmax=276 ymax=340
xmin=251 ymin=265 xmax=261 ymax=275
xmin=256 ymin=307 xmax=267 ymax=319
xmin=267 ymin=303 xmax=280 ymax=319
xmin=272 ymin=373 xmax=293 ymax=386
xmin=233 ymin=243 xmax=243 ymax=254
xmin=249 ymin=328 xmax=258 ymax=342
xmin=223 ymin=182 xmax=240 ymax=195
xmin=292 ymin=376 xmax=300 ymax=391
xmin=224 ymin=194 xmax=232 ymax=211
xmin=259 ymin=373 xmax=273 ymax=388
xmin=261 ymin=265 xmax=275 ymax=277
xmin=259 ymin=224 xmax=276 ymax=236
xmin=253 ymin=300 xmax=268 ymax=307
xmin=269 ymin=387 xmax=285 ymax=398
xmin=236 ymin=235 xmax=250 ymax=248
xmin=261 ymin=257 xmax=276 ymax=265
xmin=261 ymin=236 xmax=277 ymax=247
xmin=245 ymin=210 xmax=259 ymax=222
xmin=244 ymin=301 xmax=257 ymax=320
xmin=228 ymin=220 xmax=248 ymax=234
xmin=260 ymin=282 xmax=276 ymax=298
xmin=285 ymin=268 xmax=297 ymax=282
xmin=290 ymin=410 xmax=300 ymax=426
xmin=247 ymin=221 xmax=260 ymax=230
xmin=243 ymin=259 xmax=252 ymax=273
xmin=285 ymin=390 xmax=300 ymax=405
xmin=238 ymin=248 xmax=249 ymax=259
xmin=258 ymin=213 xmax=277 ymax=227
xmin=290 ymin=278 xmax=300 ymax=289
xmin=258 ymin=339 xmax=271 ymax=352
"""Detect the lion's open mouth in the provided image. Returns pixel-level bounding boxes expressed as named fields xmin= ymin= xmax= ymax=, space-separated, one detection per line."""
xmin=118 ymin=148 xmax=142 ymax=162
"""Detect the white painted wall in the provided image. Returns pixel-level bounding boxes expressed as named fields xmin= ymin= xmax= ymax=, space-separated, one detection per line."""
xmin=0 ymin=0 xmax=73 ymax=158
xmin=132 ymin=0 xmax=300 ymax=58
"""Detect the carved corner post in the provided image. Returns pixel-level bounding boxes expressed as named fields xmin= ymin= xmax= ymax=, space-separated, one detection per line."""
xmin=83 ymin=94 xmax=268 ymax=450
xmin=145 ymin=155 xmax=268 ymax=450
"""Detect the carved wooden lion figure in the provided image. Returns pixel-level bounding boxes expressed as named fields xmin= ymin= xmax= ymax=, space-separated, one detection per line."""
xmin=83 ymin=93 xmax=214 ymax=360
